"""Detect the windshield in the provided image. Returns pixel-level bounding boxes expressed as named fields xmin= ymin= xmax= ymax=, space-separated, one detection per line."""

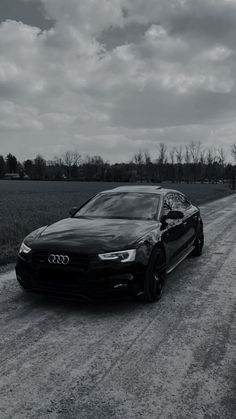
xmin=74 ymin=192 xmax=160 ymax=220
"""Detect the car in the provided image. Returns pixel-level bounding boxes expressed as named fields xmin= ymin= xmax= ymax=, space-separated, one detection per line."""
xmin=15 ymin=185 xmax=204 ymax=302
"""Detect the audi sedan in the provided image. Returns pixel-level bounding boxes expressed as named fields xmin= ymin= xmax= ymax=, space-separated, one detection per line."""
xmin=15 ymin=185 xmax=204 ymax=302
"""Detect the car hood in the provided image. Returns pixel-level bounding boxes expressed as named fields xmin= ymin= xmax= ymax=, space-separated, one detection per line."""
xmin=30 ymin=217 xmax=159 ymax=253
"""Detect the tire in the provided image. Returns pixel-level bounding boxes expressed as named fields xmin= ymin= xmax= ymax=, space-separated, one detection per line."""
xmin=144 ymin=248 xmax=166 ymax=302
xmin=191 ymin=225 xmax=204 ymax=256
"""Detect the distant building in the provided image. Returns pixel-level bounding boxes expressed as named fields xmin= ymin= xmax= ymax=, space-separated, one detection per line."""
xmin=4 ymin=173 xmax=20 ymax=180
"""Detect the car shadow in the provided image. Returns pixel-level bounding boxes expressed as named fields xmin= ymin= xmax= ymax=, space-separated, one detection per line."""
xmin=20 ymin=289 xmax=147 ymax=316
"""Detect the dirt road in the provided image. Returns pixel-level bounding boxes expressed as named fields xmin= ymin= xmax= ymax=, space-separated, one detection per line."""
xmin=0 ymin=195 xmax=235 ymax=419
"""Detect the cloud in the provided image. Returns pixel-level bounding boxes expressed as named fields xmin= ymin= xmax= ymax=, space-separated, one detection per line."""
xmin=1 ymin=0 xmax=236 ymax=162
xmin=0 ymin=101 xmax=43 ymax=130
xmin=41 ymin=0 xmax=126 ymax=34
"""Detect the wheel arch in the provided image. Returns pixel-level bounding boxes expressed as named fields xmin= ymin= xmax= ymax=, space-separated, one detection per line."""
xmin=197 ymin=214 xmax=204 ymax=232
xmin=149 ymin=242 xmax=167 ymax=269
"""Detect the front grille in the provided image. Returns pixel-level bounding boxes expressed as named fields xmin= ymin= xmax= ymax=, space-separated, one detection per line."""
xmin=33 ymin=270 xmax=130 ymax=299
xmin=32 ymin=251 xmax=90 ymax=271
xmin=35 ymin=270 xmax=84 ymax=290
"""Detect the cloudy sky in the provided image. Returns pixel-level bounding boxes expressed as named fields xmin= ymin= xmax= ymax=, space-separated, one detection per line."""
xmin=1 ymin=0 xmax=236 ymax=162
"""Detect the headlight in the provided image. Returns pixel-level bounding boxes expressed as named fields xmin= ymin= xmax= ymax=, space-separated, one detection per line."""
xmin=98 ymin=249 xmax=136 ymax=263
xmin=19 ymin=242 xmax=31 ymax=254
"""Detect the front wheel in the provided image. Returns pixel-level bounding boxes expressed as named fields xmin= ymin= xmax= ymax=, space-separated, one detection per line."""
xmin=144 ymin=248 xmax=166 ymax=302
xmin=191 ymin=225 xmax=204 ymax=256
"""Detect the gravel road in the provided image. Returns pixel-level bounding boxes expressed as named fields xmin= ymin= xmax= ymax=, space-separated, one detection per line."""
xmin=0 ymin=195 xmax=236 ymax=419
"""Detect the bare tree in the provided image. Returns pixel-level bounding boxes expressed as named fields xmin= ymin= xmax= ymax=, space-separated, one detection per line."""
xmin=217 ymin=148 xmax=226 ymax=166
xmin=50 ymin=156 xmax=65 ymax=179
xmin=62 ymin=150 xmax=81 ymax=178
xmin=143 ymin=150 xmax=152 ymax=182
xmin=133 ymin=150 xmax=145 ymax=181
xmin=206 ymin=147 xmax=216 ymax=165
xmin=63 ymin=151 xmax=73 ymax=178
xmin=133 ymin=150 xmax=144 ymax=166
xmin=144 ymin=150 xmax=151 ymax=166
xmin=174 ymin=146 xmax=183 ymax=182
xmin=206 ymin=147 xmax=219 ymax=183
xmin=189 ymin=141 xmax=202 ymax=164
xmin=169 ymin=148 xmax=175 ymax=165
xmin=230 ymin=143 xmax=236 ymax=190
xmin=182 ymin=146 xmax=190 ymax=183
xmin=157 ymin=143 xmax=167 ymax=183
xmin=175 ymin=146 xmax=183 ymax=164
xmin=169 ymin=147 xmax=176 ymax=182
xmin=157 ymin=143 xmax=167 ymax=165
xmin=231 ymin=143 xmax=236 ymax=162
xmin=72 ymin=151 xmax=81 ymax=167
xmin=199 ymin=149 xmax=206 ymax=165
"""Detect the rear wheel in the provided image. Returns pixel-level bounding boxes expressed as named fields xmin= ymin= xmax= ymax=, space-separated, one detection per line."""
xmin=144 ymin=248 xmax=166 ymax=302
xmin=191 ymin=225 xmax=204 ymax=256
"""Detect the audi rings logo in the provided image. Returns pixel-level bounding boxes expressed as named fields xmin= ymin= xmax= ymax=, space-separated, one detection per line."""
xmin=48 ymin=254 xmax=70 ymax=265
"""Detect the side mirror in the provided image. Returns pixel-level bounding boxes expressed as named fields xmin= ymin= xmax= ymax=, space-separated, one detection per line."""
xmin=69 ymin=206 xmax=78 ymax=217
xmin=161 ymin=210 xmax=184 ymax=224
xmin=166 ymin=210 xmax=184 ymax=220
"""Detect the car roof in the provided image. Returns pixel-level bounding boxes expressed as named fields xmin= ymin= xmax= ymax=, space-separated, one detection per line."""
xmin=100 ymin=185 xmax=183 ymax=195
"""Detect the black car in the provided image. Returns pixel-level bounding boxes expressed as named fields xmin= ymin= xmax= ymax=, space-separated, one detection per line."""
xmin=16 ymin=185 xmax=204 ymax=302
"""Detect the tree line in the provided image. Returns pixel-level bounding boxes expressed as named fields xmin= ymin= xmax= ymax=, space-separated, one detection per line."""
xmin=1 ymin=141 xmax=236 ymax=186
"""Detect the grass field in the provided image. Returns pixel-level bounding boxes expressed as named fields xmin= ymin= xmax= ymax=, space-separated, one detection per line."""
xmin=0 ymin=180 xmax=234 ymax=265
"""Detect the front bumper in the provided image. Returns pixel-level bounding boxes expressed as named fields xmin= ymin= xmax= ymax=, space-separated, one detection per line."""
xmin=15 ymin=254 xmax=147 ymax=300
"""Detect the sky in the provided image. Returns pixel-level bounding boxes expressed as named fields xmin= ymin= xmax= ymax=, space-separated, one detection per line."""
xmin=1 ymin=0 xmax=236 ymax=163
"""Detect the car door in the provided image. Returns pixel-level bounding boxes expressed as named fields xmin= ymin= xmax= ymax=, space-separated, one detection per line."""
xmin=161 ymin=193 xmax=186 ymax=266
xmin=176 ymin=193 xmax=199 ymax=249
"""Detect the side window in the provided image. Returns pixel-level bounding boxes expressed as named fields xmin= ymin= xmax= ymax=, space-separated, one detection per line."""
xmin=169 ymin=193 xmax=187 ymax=211
xmin=163 ymin=193 xmax=191 ymax=214
xmin=163 ymin=201 xmax=171 ymax=215
xmin=163 ymin=194 xmax=174 ymax=215
xmin=177 ymin=194 xmax=191 ymax=210
xmin=171 ymin=194 xmax=183 ymax=210
xmin=165 ymin=194 xmax=174 ymax=209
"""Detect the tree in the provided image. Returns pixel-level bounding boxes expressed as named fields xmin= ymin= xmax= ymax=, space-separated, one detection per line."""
xmin=17 ymin=162 xmax=24 ymax=179
xmin=0 ymin=141 xmax=233 ymax=184
xmin=175 ymin=146 xmax=183 ymax=182
xmin=133 ymin=150 xmax=144 ymax=181
xmin=157 ymin=143 xmax=167 ymax=165
xmin=169 ymin=148 xmax=176 ymax=182
xmin=34 ymin=155 xmax=46 ymax=179
xmin=189 ymin=141 xmax=201 ymax=164
xmin=0 ymin=155 xmax=6 ymax=178
xmin=6 ymin=153 xmax=17 ymax=173
xmin=189 ymin=141 xmax=202 ymax=182
xmin=230 ymin=143 xmax=236 ymax=190
xmin=231 ymin=143 xmax=236 ymax=162
xmin=23 ymin=159 xmax=34 ymax=178
xmin=49 ymin=156 xmax=65 ymax=180
xmin=82 ymin=155 xmax=105 ymax=180
xmin=157 ymin=143 xmax=167 ymax=182
xmin=62 ymin=150 xmax=81 ymax=178
xmin=199 ymin=149 xmax=206 ymax=183
xmin=144 ymin=150 xmax=152 ymax=182
xmin=216 ymin=148 xmax=226 ymax=183
xmin=206 ymin=148 xmax=217 ymax=182
xmin=169 ymin=148 xmax=175 ymax=165
xmin=218 ymin=148 xmax=226 ymax=166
